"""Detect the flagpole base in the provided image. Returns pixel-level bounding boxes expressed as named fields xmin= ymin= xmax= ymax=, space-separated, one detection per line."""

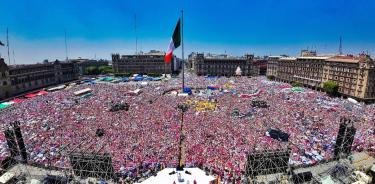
xmin=176 ymin=165 xmax=184 ymax=171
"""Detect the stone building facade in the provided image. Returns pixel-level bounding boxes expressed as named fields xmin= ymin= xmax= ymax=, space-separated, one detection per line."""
xmin=112 ymin=51 xmax=180 ymax=75
xmin=188 ymin=53 xmax=257 ymax=76
xmin=266 ymin=53 xmax=375 ymax=101
xmin=0 ymin=58 xmax=78 ymax=100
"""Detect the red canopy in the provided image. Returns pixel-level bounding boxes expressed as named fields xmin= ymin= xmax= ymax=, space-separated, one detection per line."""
xmin=25 ymin=93 xmax=37 ymax=98
xmin=36 ymin=90 xmax=48 ymax=96
xmin=10 ymin=98 xmax=24 ymax=103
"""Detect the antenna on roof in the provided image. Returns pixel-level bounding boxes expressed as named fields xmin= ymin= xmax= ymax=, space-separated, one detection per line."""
xmin=64 ymin=29 xmax=69 ymax=61
xmin=12 ymin=50 xmax=16 ymax=65
xmin=339 ymin=36 xmax=343 ymax=55
xmin=6 ymin=27 xmax=10 ymax=65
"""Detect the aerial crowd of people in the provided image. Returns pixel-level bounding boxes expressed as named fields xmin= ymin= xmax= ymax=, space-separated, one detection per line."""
xmin=0 ymin=74 xmax=374 ymax=183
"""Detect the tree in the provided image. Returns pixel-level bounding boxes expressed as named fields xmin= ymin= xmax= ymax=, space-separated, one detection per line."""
xmin=115 ymin=73 xmax=132 ymax=77
xmin=291 ymin=81 xmax=302 ymax=87
xmin=323 ymin=81 xmax=339 ymax=96
xmin=85 ymin=66 xmax=100 ymax=75
xmin=98 ymin=66 xmax=113 ymax=74
xmin=267 ymin=75 xmax=275 ymax=80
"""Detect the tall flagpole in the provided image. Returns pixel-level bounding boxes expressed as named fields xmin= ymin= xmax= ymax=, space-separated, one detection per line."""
xmin=176 ymin=9 xmax=186 ymax=171
xmin=13 ymin=50 xmax=16 ymax=65
xmin=181 ymin=10 xmax=185 ymax=90
xmin=64 ymin=30 xmax=68 ymax=61
xmin=7 ymin=28 xmax=11 ymax=65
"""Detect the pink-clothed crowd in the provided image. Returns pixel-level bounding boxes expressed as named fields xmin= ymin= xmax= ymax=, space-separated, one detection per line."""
xmin=0 ymin=75 xmax=374 ymax=183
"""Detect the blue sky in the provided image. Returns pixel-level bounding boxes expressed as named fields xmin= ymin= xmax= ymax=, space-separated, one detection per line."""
xmin=0 ymin=0 xmax=375 ymax=64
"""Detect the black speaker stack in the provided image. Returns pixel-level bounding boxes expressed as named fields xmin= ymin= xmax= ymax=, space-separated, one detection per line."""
xmin=291 ymin=171 xmax=313 ymax=184
xmin=333 ymin=118 xmax=356 ymax=159
xmin=2 ymin=121 xmax=28 ymax=164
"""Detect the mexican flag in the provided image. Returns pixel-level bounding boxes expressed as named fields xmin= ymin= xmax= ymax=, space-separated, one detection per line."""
xmin=165 ymin=19 xmax=181 ymax=63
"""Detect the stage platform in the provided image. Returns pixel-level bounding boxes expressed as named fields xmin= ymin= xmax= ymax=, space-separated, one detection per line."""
xmin=137 ymin=168 xmax=216 ymax=184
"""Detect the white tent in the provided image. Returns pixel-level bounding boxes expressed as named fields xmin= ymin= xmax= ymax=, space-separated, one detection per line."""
xmin=178 ymin=93 xmax=189 ymax=97
xmin=47 ymin=85 xmax=66 ymax=92
xmin=73 ymin=88 xmax=92 ymax=96
xmin=348 ymin=98 xmax=359 ymax=104
xmin=137 ymin=168 xmax=215 ymax=184
xmin=235 ymin=66 xmax=242 ymax=76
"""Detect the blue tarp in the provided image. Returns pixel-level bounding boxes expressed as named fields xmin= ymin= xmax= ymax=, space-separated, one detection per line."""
xmin=121 ymin=77 xmax=129 ymax=82
xmin=152 ymin=77 xmax=162 ymax=81
xmin=84 ymin=81 xmax=96 ymax=85
xmin=134 ymin=76 xmax=143 ymax=81
xmin=183 ymin=87 xmax=192 ymax=95
xmin=83 ymin=79 xmax=93 ymax=83
xmin=207 ymin=86 xmax=220 ymax=90
xmin=144 ymin=77 xmax=154 ymax=81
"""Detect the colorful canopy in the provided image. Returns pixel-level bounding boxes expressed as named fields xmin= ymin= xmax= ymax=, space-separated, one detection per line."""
xmin=25 ymin=93 xmax=37 ymax=98
xmin=0 ymin=103 xmax=10 ymax=109
xmin=291 ymin=87 xmax=304 ymax=92
xmin=101 ymin=77 xmax=113 ymax=81
xmin=36 ymin=90 xmax=48 ymax=96
xmin=10 ymin=98 xmax=24 ymax=103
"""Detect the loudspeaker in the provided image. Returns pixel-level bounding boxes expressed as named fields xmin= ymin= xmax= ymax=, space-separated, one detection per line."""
xmin=334 ymin=123 xmax=347 ymax=158
xmin=343 ymin=126 xmax=356 ymax=154
xmin=4 ymin=129 xmax=19 ymax=157
xmin=13 ymin=123 xmax=27 ymax=162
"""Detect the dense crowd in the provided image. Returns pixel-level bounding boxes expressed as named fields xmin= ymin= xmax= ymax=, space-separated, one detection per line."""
xmin=0 ymin=75 xmax=374 ymax=183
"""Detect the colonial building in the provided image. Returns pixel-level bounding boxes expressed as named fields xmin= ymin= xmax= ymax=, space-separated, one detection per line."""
xmin=266 ymin=52 xmax=375 ymax=101
xmin=266 ymin=56 xmax=281 ymax=77
xmin=188 ymin=53 xmax=257 ymax=76
xmin=112 ymin=50 xmax=180 ymax=75
xmin=0 ymin=58 xmax=11 ymax=99
xmin=253 ymin=58 xmax=268 ymax=75
xmin=0 ymin=58 xmax=79 ymax=100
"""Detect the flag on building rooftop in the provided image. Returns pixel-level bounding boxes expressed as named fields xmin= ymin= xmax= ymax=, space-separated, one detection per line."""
xmin=0 ymin=40 xmax=5 ymax=46
xmin=165 ymin=19 xmax=181 ymax=63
